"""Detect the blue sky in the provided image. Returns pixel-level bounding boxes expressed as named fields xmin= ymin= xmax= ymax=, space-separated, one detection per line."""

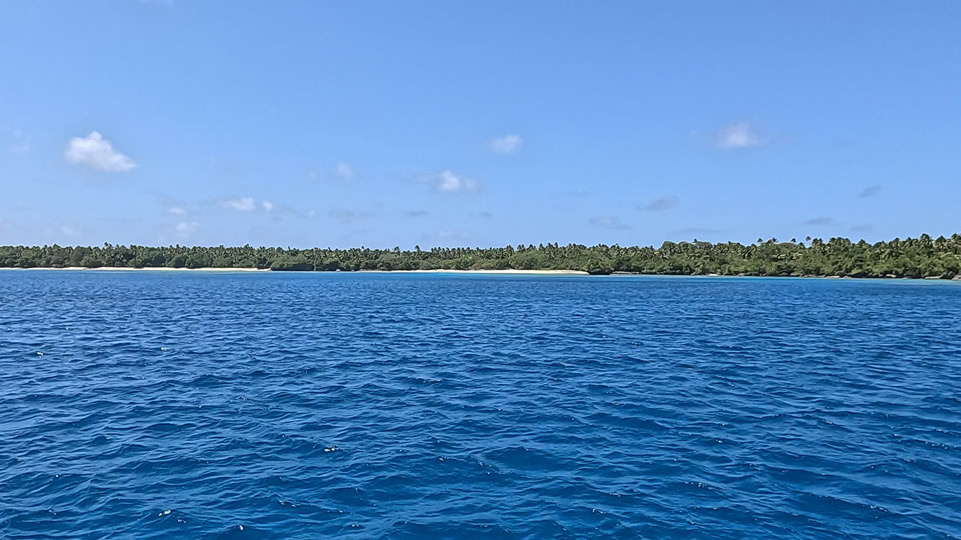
xmin=1 ymin=1 xmax=959 ymax=248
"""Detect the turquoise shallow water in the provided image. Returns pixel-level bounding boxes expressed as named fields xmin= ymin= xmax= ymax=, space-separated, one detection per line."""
xmin=1 ymin=271 xmax=960 ymax=539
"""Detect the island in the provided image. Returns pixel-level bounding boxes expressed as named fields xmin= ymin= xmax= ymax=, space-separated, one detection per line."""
xmin=1 ymin=234 xmax=960 ymax=279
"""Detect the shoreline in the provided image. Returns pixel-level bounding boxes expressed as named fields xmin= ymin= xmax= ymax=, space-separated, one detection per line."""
xmin=357 ymin=269 xmax=588 ymax=275
xmin=0 ymin=266 xmax=959 ymax=281
xmin=0 ymin=267 xmax=585 ymax=275
xmin=0 ymin=266 xmax=270 ymax=272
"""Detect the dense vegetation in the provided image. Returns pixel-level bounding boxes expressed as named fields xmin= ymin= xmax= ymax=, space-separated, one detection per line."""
xmin=1 ymin=234 xmax=960 ymax=278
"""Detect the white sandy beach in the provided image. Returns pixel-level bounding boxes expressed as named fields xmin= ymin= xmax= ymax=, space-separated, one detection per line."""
xmin=3 ymin=267 xmax=956 ymax=279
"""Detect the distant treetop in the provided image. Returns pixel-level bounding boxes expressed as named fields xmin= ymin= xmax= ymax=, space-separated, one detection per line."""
xmin=1 ymin=234 xmax=960 ymax=279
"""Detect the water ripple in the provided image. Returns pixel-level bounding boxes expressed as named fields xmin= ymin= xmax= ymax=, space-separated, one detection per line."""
xmin=1 ymin=272 xmax=960 ymax=539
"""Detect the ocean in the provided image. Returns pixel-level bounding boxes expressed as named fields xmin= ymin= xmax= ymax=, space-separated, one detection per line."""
xmin=1 ymin=271 xmax=959 ymax=539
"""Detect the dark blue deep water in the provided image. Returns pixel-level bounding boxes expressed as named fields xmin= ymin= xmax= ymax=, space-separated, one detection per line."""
xmin=2 ymin=271 xmax=960 ymax=539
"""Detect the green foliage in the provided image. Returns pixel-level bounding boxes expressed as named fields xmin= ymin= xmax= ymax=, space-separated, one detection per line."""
xmin=269 ymin=254 xmax=313 ymax=271
xmin=0 ymin=235 xmax=960 ymax=279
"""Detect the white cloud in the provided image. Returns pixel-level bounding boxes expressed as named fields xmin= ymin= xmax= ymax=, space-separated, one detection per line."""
xmin=490 ymin=134 xmax=522 ymax=154
xmin=60 ymin=225 xmax=80 ymax=237
xmin=262 ymin=200 xmax=274 ymax=211
xmin=305 ymin=210 xmax=317 ymax=218
xmin=167 ymin=207 xmax=186 ymax=215
xmin=65 ymin=131 xmax=137 ymax=171
xmin=221 ymin=197 xmax=256 ymax=211
xmin=428 ymin=170 xmax=480 ymax=193
xmin=335 ymin=163 xmax=354 ymax=180
xmin=714 ymin=122 xmax=762 ymax=149
xmin=175 ymin=221 xmax=199 ymax=236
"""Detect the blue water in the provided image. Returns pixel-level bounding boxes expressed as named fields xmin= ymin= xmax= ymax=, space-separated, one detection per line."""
xmin=1 ymin=272 xmax=960 ymax=539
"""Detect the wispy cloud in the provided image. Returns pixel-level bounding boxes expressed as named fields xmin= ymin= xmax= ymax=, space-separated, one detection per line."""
xmin=490 ymin=134 xmax=522 ymax=154
xmin=589 ymin=216 xmax=632 ymax=230
xmin=438 ymin=229 xmax=469 ymax=241
xmin=256 ymin=202 xmax=314 ymax=221
xmin=850 ymin=223 xmax=873 ymax=233
xmin=640 ymin=196 xmax=679 ymax=212
xmin=329 ymin=209 xmax=370 ymax=224
xmin=309 ymin=163 xmax=355 ymax=181
xmin=220 ymin=197 xmax=256 ymax=211
xmin=60 ymin=225 xmax=80 ymax=237
xmin=154 ymin=193 xmax=187 ymax=214
xmin=803 ymin=216 xmax=835 ymax=226
xmin=714 ymin=122 xmax=762 ymax=149
xmin=10 ymin=130 xmax=29 ymax=154
xmin=335 ymin=163 xmax=354 ymax=180
xmin=175 ymin=221 xmax=199 ymax=236
xmin=65 ymin=131 xmax=136 ymax=172
xmin=425 ymin=170 xmax=480 ymax=193
xmin=473 ymin=211 xmax=494 ymax=218
xmin=858 ymin=185 xmax=882 ymax=198
xmin=217 ymin=197 xmax=285 ymax=214
xmin=405 ymin=210 xmax=428 ymax=217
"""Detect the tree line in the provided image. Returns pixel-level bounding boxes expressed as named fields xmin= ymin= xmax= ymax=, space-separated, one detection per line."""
xmin=1 ymin=234 xmax=960 ymax=279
